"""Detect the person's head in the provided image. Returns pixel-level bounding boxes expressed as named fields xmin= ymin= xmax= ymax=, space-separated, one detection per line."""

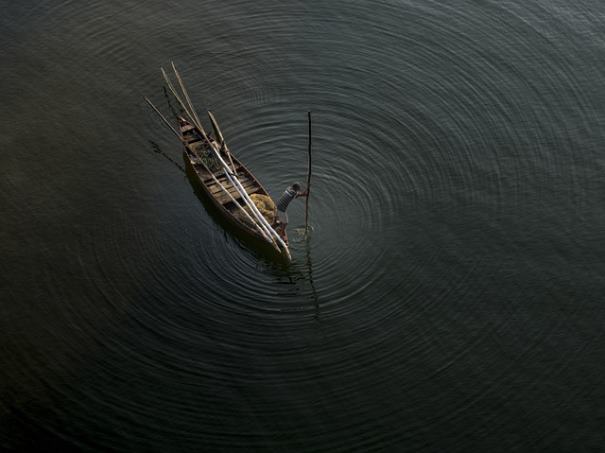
xmin=291 ymin=183 xmax=301 ymax=192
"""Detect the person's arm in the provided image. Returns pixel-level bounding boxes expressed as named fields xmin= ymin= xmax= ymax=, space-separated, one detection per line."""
xmin=297 ymin=189 xmax=309 ymax=198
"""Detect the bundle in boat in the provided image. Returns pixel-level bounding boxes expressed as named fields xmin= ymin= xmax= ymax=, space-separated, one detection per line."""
xmin=235 ymin=194 xmax=276 ymax=227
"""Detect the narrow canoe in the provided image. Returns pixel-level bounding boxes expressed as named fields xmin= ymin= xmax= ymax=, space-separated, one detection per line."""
xmin=179 ymin=117 xmax=289 ymax=259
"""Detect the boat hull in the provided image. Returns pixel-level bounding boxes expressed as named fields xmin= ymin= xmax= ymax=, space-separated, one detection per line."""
xmin=182 ymin=151 xmax=289 ymax=262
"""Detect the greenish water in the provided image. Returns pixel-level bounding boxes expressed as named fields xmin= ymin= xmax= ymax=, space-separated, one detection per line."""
xmin=2 ymin=1 xmax=605 ymax=450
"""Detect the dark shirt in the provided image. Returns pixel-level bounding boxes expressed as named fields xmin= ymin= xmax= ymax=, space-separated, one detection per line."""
xmin=276 ymin=186 xmax=299 ymax=212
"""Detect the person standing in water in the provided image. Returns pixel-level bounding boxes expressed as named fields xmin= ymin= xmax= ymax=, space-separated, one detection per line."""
xmin=275 ymin=183 xmax=308 ymax=245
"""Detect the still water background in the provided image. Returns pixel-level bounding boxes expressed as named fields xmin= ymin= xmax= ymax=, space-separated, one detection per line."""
xmin=2 ymin=0 xmax=605 ymax=450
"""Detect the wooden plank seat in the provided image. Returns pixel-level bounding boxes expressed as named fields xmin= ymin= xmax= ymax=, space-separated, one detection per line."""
xmin=203 ymin=171 xmax=226 ymax=183
xmin=208 ymin=176 xmax=253 ymax=194
xmin=202 ymin=166 xmax=243 ymax=184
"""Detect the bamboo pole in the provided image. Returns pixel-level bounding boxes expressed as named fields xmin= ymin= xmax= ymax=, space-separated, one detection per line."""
xmin=171 ymin=62 xmax=204 ymax=135
xmin=305 ymin=111 xmax=312 ymax=231
xmin=208 ymin=110 xmax=237 ymax=174
xmin=161 ymin=68 xmax=198 ymax=128
xmin=145 ymin=97 xmax=180 ymax=138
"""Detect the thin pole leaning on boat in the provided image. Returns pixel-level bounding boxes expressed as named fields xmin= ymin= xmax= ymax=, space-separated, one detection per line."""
xmin=162 ymin=67 xmax=235 ymax=175
xmin=161 ymin=67 xmax=199 ymax=130
xmin=166 ymin=65 xmax=237 ymax=178
xmin=305 ymin=111 xmax=312 ymax=231
xmin=145 ymin=97 xmax=180 ymax=138
xmin=208 ymin=110 xmax=237 ymax=174
xmin=170 ymin=65 xmax=237 ymax=175
xmin=170 ymin=62 xmax=204 ymax=134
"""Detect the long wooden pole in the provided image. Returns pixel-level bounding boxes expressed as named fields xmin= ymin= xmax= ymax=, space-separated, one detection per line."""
xmin=145 ymin=97 xmax=180 ymax=138
xmin=170 ymin=62 xmax=206 ymax=133
xmin=305 ymin=111 xmax=312 ymax=231
xmin=208 ymin=111 xmax=237 ymax=174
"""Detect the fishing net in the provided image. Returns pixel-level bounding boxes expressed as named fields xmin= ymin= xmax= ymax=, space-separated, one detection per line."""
xmin=236 ymin=194 xmax=276 ymax=226
xmin=190 ymin=141 xmax=222 ymax=171
xmin=250 ymin=194 xmax=276 ymax=224
xmin=201 ymin=151 xmax=221 ymax=172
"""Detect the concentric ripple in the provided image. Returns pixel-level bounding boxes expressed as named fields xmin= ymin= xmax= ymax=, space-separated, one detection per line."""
xmin=2 ymin=0 xmax=605 ymax=451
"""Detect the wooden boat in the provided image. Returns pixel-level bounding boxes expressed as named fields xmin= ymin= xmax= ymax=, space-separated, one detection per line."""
xmin=179 ymin=115 xmax=290 ymax=260
xmin=145 ymin=63 xmax=292 ymax=260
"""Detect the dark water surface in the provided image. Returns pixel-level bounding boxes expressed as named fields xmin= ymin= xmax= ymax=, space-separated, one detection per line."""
xmin=2 ymin=0 xmax=605 ymax=450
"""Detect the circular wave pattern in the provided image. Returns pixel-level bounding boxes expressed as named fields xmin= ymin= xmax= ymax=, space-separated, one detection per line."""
xmin=2 ymin=0 xmax=605 ymax=451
